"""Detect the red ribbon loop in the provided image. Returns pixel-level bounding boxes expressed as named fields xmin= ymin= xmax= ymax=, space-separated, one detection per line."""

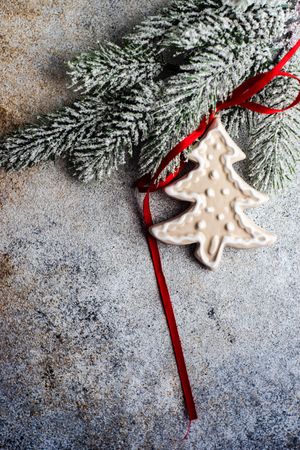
xmin=135 ymin=39 xmax=300 ymax=425
xmin=218 ymin=70 xmax=300 ymax=114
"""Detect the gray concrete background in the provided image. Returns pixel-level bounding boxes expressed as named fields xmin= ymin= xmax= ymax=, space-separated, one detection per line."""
xmin=0 ymin=1 xmax=299 ymax=449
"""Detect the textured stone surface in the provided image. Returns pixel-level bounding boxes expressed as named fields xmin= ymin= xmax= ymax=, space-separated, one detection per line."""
xmin=0 ymin=2 xmax=299 ymax=449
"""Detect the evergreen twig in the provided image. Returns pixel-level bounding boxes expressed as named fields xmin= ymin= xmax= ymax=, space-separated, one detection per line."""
xmin=0 ymin=0 xmax=299 ymax=190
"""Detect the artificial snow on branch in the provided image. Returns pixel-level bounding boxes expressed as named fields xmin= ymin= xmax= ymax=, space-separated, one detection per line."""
xmin=0 ymin=97 xmax=109 ymax=171
xmin=247 ymin=60 xmax=300 ymax=191
xmin=72 ymin=82 xmax=161 ymax=182
xmin=68 ymin=43 xmax=162 ymax=95
xmin=0 ymin=0 xmax=299 ymax=191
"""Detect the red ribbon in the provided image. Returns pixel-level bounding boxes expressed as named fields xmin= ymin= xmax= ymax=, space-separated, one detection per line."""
xmin=135 ymin=39 xmax=300 ymax=426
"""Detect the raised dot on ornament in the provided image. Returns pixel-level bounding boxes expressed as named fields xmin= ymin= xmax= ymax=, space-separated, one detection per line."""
xmin=217 ymin=213 xmax=225 ymax=221
xmin=207 ymin=154 xmax=214 ymax=161
xmin=209 ymin=170 xmax=220 ymax=181
xmin=205 ymin=206 xmax=215 ymax=214
xmin=197 ymin=220 xmax=207 ymax=230
xmin=225 ymin=222 xmax=235 ymax=232
xmin=205 ymin=188 xmax=215 ymax=198
xmin=221 ymin=188 xmax=230 ymax=196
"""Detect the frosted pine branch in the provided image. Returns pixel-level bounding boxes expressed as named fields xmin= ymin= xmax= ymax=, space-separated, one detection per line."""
xmin=125 ymin=0 xmax=209 ymax=50
xmin=221 ymin=108 xmax=252 ymax=138
xmin=72 ymin=82 xmax=161 ymax=182
xmin=68 ymin=43 xmax=162 ymax=95
xmin=0 ymin=0 xmax=299 ymax=190
xmin=139 ymin=1 xmax=289 ymax=177
xmin=247 ymin=60 xmax=300 ymax=191
xmin=0 ymin=97 xmax=108 ymax=171
xmin=248 ymin=110 xmax=300 ymax=191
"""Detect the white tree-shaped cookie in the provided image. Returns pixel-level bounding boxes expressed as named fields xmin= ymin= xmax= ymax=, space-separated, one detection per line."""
xmin=150 ymin=118 xmax=276 ymax=270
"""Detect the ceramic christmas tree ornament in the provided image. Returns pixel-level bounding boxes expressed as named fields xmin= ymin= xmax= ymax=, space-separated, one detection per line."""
xmin=150 ymin=118 xmax=277 ymax=269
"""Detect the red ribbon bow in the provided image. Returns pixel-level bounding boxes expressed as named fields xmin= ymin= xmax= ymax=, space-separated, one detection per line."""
xmin=135 ymin=39 xmax=300 ymax=429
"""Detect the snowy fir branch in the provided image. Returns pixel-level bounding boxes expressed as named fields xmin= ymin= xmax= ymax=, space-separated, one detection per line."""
xmin=68 ymin=43 xmax=162 ymax=95
xmin=0 ymin=0 xmax=299 ymax=191
xmin=0 ymin=97 xmax=110 ymax=171
xmin=138 ymin=3 xmax=291 ymax=176
xmin=72 ymin=82 xmax=161 ymax=182
xmin=247 ymin=59 xmax=300 ymax=191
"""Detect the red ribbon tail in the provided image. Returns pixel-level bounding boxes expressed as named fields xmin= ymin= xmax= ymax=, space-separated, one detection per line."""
xmin=183 ymin=419 xmax=193 ymax=440
xmin=146 ymin=232 xmax=198 ymax=421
